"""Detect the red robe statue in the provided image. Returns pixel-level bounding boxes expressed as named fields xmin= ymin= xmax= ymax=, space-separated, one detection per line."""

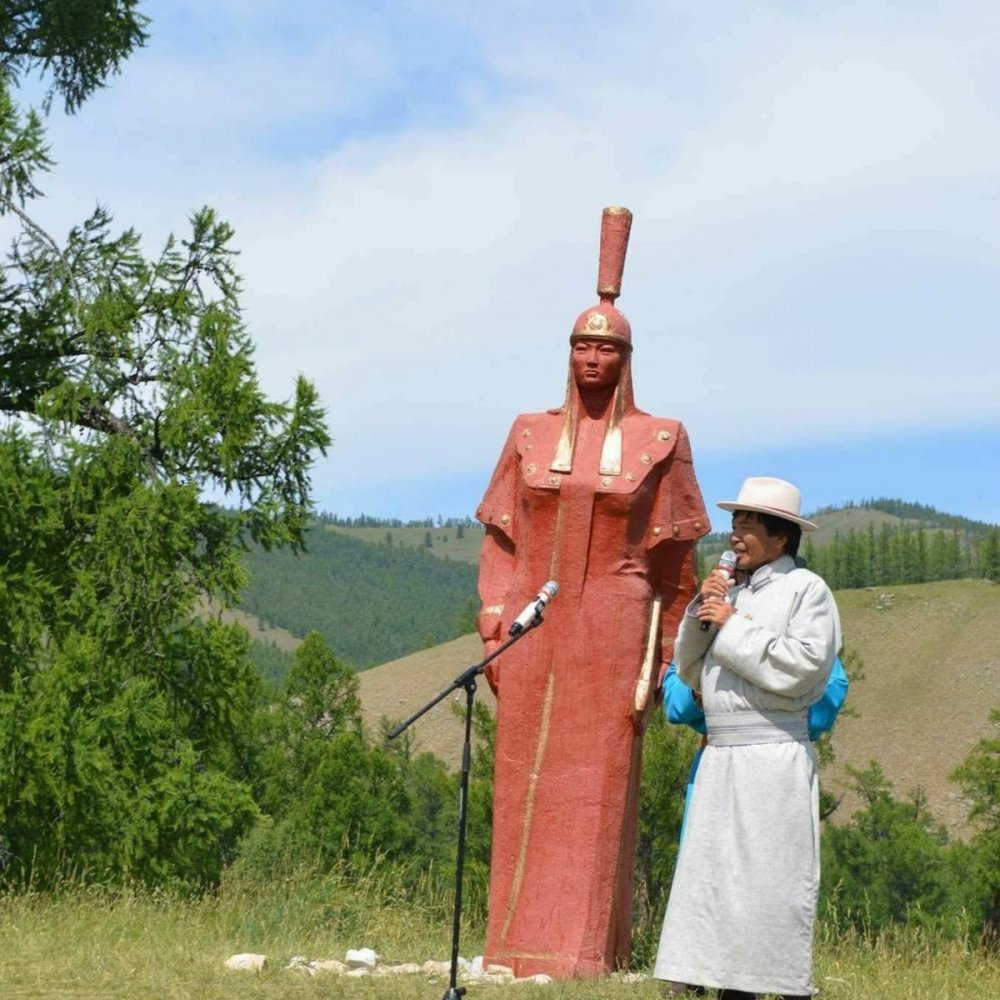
xmin=475 ymin=207 xmax=709 ymax=978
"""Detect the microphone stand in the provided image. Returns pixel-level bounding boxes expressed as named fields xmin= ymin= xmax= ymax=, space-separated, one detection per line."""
xmin=387 ymin=613 xmax=547 ymax=1000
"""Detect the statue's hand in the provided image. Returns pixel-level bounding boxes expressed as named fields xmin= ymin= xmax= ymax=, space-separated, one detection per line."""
xmin=483 ymin=639 xmax=502 ymax=694
xmin=476 ymin=607 xmax=503 ymax=641
xmin=632 ymin=674 xmax=655 ymax=734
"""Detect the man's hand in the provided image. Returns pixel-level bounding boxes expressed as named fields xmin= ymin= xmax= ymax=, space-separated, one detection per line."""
xmin=696 ymin=569 xmax=735 ymax=629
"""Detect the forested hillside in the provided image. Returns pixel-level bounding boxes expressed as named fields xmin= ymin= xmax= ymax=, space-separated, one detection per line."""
xmin=817 ymin=498 xmax=996 ymax=536
xmin=242 ymin=501 xmax=998 ymax=675
xmin=239 ymin=528 xmax=478 ymax=668
xmin=802 ymin=521 xmax=999 ymax=589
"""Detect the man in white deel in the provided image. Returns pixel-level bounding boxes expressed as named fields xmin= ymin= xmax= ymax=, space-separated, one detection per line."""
xmin=653 ymin=477 xmax=842 ymax=1000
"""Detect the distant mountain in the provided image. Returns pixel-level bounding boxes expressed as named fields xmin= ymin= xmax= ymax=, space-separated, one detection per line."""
xmin=324 ymin=522 xmax=483 ymax=566
xmin=818 ymin=498 xmax=996 ymax=537
xmin=240 ymin=502 xmax=998 ymax=674
xmin=238 ymin=526 xmax=477 ymax=669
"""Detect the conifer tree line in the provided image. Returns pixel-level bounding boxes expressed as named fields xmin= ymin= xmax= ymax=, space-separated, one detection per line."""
xmin=314 ymin=511 xmax=479 ymax=530
xmin=803 ymin=522 xmax=1000 ymax=589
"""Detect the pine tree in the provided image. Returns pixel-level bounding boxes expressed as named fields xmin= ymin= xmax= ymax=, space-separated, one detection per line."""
xmin=914 ymin=527 xmax=929 ymax=583
xmin=877 ymin=522 xmax=893 ymax=585
xmin=980 ymin=529 xmax=1000 ymax=582
xmin=951 ymin=711 xmax=1000 ymax=946
xmin=0 ymin=4 xmax=329 ymax=888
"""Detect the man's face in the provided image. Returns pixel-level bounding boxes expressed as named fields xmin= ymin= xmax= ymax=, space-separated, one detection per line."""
xmin=571 ymin=339 xmax=624 ymax=392
xmin=730 ymin=511 xmax=787 ymax=572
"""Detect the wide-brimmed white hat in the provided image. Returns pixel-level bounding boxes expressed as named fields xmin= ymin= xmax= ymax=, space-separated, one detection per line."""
xmin=717 ymin=476 xmax=818 ymax=531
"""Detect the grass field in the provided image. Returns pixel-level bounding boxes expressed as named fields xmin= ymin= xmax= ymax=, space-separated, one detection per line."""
xmin=2 ymin=877 xmax=997 ymax=1000
xmin=827 ymin=579 xmax=1000 ymax=833
xmin=323 ymin=524 xmax=484 ymax=565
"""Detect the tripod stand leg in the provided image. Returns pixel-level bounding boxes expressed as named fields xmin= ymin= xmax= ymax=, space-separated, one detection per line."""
xmin=442 ymin=679 xmax=476 ymax=1000
xmin=385 ymin=617 xmax=544 ymax=998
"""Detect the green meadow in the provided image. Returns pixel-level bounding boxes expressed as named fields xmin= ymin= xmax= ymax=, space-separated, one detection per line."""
xmin=3 ymin=872 xmax=998 ymax=999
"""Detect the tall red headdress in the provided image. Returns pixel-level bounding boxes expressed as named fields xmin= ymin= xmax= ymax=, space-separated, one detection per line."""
xmin=571 ymin=205 xmax=634 ymax=347
xmin=553 ymin=206 xmax=636 ymax=476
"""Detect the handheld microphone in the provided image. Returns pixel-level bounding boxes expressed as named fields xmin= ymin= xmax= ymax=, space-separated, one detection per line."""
xmin=700 ymin=550 xmax=738 ymax=631
xmin=509 ymin=581 xmax=559 ymax=635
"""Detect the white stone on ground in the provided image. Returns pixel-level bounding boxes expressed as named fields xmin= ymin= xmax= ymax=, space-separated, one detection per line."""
xmin=379 ymin=962 xmax=423 ymax=975
xmin=313 ymin=959 xmax=348 ymax=974
xmin=224 ymin=953 xmax=267 ymax=971
xmin=345 ymin=947 xmax=380 ymax=969
xmin=422 ymin=959 xmax=452 ymax=975
xmin=227 ymin=947 xmax=566 ymax=984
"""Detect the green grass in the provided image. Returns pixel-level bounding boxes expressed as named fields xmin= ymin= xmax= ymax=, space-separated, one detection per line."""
xmin=0 ymin=864 xmax=469 ymax=999
xmin=2 ymin=873 xmax=998 ymax=999
xmin=814 ymin=918 xmax=998 ymax=999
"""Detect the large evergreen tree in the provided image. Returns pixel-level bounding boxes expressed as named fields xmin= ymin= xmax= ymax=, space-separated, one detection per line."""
xmin=821 ymin=763 xmax=959 ymax=935
xmin=980 ymin=528 xmax=1000 ymax=582
xmin=0 ymin=3 xmax=330 ymax=887
xmin=952 ymin=711 xmax=1000 ymax=947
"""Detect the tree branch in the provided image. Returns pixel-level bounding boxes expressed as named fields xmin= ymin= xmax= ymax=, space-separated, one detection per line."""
xmin=3 ymin=197 xmax=84 ymax=324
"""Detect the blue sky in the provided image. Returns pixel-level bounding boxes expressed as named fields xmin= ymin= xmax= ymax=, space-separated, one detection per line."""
xmin=14 ymin=0 xmax=1000 ymax=530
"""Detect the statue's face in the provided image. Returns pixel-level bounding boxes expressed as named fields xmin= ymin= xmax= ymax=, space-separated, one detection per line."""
xmin=571 ymin=339 xmax=624 ymax=392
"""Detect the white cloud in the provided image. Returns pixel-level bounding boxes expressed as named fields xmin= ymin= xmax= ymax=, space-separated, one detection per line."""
xmin=9 ymin=0 xmax=1000 ymax=515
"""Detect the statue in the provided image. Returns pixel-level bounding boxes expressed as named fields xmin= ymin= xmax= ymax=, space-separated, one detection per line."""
xmin=475 ymin=207 xmax=709 ymax=978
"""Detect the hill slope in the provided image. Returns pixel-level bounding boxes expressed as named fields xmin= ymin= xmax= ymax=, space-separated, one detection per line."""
xmin=359 ymin=633 xmax=495 ymax=761
xmin=358 ymin=579 xmax=1000 ymax=834
xmin=829 ymin=579 xmax=999 ymax=832
xmin=324 ymin=523 xmax=484 ymax=565
xmin=238 ymin=528 xmax=477 ymax=668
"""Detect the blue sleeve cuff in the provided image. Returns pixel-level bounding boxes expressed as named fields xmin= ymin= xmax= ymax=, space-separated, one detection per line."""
xmin=662 ymin=663 xmax=707 ymax=734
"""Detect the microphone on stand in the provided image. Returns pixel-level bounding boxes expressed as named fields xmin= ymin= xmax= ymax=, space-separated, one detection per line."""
xmin=700 ymin=550 xmax=738 ymax=631
xmin=509 ymin=581 xmax=559 ymax=635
